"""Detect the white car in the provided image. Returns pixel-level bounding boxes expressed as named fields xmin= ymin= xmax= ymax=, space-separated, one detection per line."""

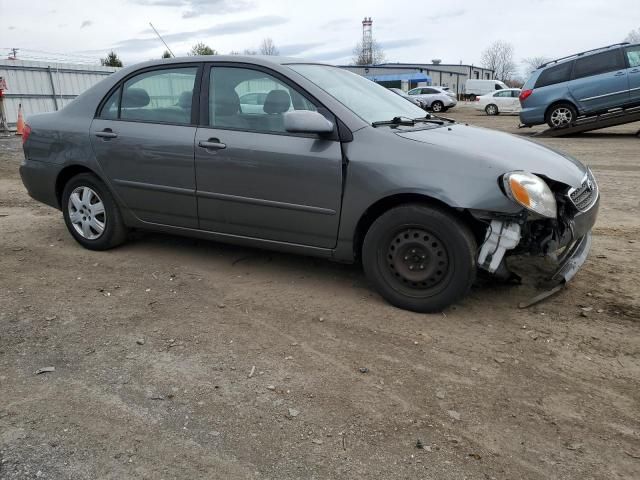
xmin=475 ymin=88 xmax=522 ymax=115
xmin=407 ymin=87 xmax=457 ymax=112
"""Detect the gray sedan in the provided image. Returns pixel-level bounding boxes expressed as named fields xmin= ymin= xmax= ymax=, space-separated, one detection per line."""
xmin=20 ymin=56 xmax=599 ymax=312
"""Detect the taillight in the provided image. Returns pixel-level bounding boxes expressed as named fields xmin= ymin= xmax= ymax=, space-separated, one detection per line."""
xmin=519 ymin=89 xmax=533 ymax=102
xmin=22 ymin=124 xmax=31 ymax=145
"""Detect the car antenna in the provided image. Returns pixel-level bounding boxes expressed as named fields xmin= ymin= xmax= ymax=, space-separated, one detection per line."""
xmin=149 ymin=22 xmax=175 ymax=58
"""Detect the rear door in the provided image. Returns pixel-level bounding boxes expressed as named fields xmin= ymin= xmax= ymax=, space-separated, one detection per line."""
xmin=569 ymin=49 xmax=629 ymax=112
xmin=193 ymin=64 xmax=343 ymax=248
xmin=624 ymin=44 xmax=640 ymax=103
xmin=90 ymin=65 xmax=201 ymax=228
xmin=492 ymin=90 xmax=513 ymax=111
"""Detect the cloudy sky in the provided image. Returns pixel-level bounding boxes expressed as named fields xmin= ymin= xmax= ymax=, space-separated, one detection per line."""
xmin=2 ymin=0 xmax=638 ymax=72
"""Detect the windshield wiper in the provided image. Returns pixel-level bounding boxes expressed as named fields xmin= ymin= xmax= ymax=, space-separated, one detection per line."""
xmin=420 ymin=113 xmax=456 ymax=124
xmin=371 ymin=116 xmax=415 ymax=127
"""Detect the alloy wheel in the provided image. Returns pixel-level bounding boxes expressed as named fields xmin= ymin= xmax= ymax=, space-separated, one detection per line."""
xmin=67 ymin=186 xmax=106 ymax=240
xmin=550 ymin=107 xmax=573 ymax=127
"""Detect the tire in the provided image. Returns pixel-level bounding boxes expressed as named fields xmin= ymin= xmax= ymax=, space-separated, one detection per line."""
xmin=431 ymin=101 xmax=444 ymax=113
xmin=362 ymin=204 xmax=477 ymax=313
xmin=546 ymin=103 xmax=577 ymax=129
xmin=485 ymin=104 xmax=499 ymax=116
xmin=469 ymin=94 xmax=477 ymax=102
xmin=61 ymin=173 xmax=127 ymax=251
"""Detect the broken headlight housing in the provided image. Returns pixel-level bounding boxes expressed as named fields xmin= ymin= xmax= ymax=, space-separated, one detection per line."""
xmin=502 ymin=172 xmax=557 ymax=219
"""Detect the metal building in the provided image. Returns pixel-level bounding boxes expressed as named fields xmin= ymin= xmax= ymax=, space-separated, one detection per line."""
xmin=0 ymin=59 xmax=118 ymax=126
xmin=340 ymin=63 xmax=495 ymax=99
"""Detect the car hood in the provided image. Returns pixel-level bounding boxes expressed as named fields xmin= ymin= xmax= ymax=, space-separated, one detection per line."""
xmin=396 ymin=123 xmax=586 ymax=188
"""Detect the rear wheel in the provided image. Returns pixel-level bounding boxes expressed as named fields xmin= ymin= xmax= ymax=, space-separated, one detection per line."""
xmin=546 ymin=103 xmax=576 ymax=129
xmin=431 ymin=101 xmax=444 ymax=113
xmin=485 ymin=104 xmax=499 ymax=116
xmin=62 ymin=173 xmax=127 ymax=250
xmin=362 ymin=204 xmax=477 ymax=313
xmin=469 ymin=94 xmax=477 ymax=102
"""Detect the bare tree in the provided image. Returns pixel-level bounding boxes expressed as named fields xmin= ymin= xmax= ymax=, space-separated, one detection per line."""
xmin=624 ymin=28 xmax=640 ymax=43
xmin=243 ymin=48 xmax=258 ymax=56
xmin=481 ymin=41 xmax=517 ymax=81
xmin=259 ymin=38 xmax=279 ymax=56
xmin=522 ymin=56 xmax=550 ymax=73
xmin=228 ymin=50 xmax=241 ymax=55
xmin=352 ymin=39 xmax=386 ymax=66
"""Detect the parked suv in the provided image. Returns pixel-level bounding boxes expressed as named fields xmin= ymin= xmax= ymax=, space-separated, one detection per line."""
xmin=520 ymin=42 xmax=640 ymax=128
xmin=407 ymin=87 xmax=457 ymax=112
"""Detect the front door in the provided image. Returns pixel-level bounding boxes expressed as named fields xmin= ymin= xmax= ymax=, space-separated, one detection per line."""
xmin=90 ymin=65 xmax=200 ymax=228
xmin=569 ymin=48 xmax=629 ymax=113
xmin=194 ymin=65 xmax=343 ymax=248
xmin=625 ymin=44 xmax=640 ymax=104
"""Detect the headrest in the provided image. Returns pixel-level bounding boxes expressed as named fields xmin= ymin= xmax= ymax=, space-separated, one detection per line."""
xmin=263 ymin=89 xmax=291 ymax=114
xmin=122 ymin=88 xmax=150 ymax=108
xmin=178 ymin=91 xmax=192 ymax=109
xmin=214 ymin=91 xmax=240 ymax=116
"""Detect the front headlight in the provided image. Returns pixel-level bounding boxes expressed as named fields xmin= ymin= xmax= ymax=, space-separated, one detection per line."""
xmin=502 ymin=172 xmax=557 ymax=218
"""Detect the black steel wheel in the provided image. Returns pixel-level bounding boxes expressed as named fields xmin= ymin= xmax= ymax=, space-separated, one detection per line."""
xmin=362 ymin=204 xmax=477 ymax=312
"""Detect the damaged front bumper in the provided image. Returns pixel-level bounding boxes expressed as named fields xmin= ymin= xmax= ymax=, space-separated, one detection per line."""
xmin=476 ymin=193 xmax=599 ymax=285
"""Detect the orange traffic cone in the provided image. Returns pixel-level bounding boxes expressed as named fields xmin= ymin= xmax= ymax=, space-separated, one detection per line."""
xmin=15 ymin=103 xmax=24 ymax=136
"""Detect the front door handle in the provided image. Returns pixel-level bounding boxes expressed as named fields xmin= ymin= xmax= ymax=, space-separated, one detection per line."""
xmin=614 ymin=71 xmax=626 ymax=76
xmin=198 ymin=139 xmax=226 ymax=150
xmin=95 ymin=129 xmax=118 ymax=139
xmin=630 ymin=69 xmax=640 ymax=74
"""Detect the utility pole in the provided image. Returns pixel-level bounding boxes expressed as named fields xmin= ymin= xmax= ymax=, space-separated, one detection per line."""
xmin=8 ymin=48 xmax=19 ymax=60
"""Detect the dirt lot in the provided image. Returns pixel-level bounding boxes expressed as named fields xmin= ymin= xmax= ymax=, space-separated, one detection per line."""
xmin=1 ymin=105 xmax=639 ymax=479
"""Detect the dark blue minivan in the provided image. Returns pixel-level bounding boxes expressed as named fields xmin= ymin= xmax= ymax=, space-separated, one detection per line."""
xmin=519 ymin=43 xmax=640 ymax=128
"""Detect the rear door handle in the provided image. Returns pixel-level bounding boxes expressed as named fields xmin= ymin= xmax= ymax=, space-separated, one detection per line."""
xmin=614 ymin=71 xmax=626 ymax=76
xmin=198 ymin=139 xmax=226 ymax=150
xmin=95 ymin=129 xmax=118 ymax=139
xmin=630 ymin=69 xmax=640 ymax=74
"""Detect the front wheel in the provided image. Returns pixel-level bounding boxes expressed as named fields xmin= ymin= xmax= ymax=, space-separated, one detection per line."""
xmin=362 ymin=204 xmax=477 ymax=313
xmin=431 ymin=101 xmax=444 ymax=112
xmin=62 ymin=173 xmax=127 ymax=251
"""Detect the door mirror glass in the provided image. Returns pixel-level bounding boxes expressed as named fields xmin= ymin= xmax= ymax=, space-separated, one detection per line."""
xmin=283 ymin=110 xmax=334 ymax=134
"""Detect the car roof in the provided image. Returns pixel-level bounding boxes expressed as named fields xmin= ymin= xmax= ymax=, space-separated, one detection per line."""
xmin=538 ymin=42 xmax=636 ymax=70
xmin=131 ymin=55 xmax=328 ymax=69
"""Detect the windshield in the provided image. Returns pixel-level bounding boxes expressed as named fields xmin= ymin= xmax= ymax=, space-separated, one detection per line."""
xmin=289 ymin=64 xmax=427 ymax=124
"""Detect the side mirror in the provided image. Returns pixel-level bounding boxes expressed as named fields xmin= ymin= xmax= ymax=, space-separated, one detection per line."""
xmin=283 ymin=110 xmax=334 ymax=134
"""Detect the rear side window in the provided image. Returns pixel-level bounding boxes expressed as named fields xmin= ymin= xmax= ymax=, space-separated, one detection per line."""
xmin=99 ymin=88 xmax=120 ymax=119
xmin=119 ymin=67 xmax=198 ymax=124
xmin=494 ymin=90 xmax=511 ymax=97
xmin=626 ymin=45 xmax=640 ymax=68
xmin=572 ymin=49 xmax=625 ymax=80
xmin=534 ymin=61 xmax=573 ymax=88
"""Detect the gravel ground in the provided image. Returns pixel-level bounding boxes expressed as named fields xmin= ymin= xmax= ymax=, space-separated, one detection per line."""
xmin=1 ymin=105 xmax=639 ymax=479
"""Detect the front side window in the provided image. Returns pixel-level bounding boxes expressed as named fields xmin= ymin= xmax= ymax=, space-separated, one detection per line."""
xmin=289 ymin=64 xmax=427 ymax=124
xmin=209 ymin=66 xmax=316 ymax=133
xmin=407 ymin=88 xmax=420 ymax=95
xmin=494 ymin=83 xmax=504 ymax=90
xmin=626 ymin=45 xmax=640 ymax=68
xmin=535 ymin=61 xmax=573 ymax=88
xmin=572 ymin=49 xmax=625 ymax=80
xmin=119 ymin=67 xmax=197 ymax=124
